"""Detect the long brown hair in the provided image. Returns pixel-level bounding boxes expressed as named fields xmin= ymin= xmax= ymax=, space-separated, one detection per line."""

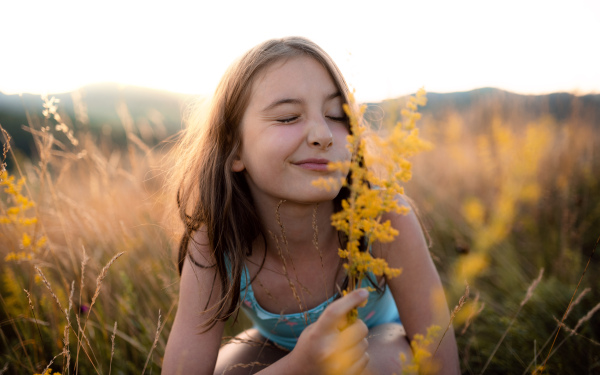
xmin=171 ymin=37 xmax=354 ymax=329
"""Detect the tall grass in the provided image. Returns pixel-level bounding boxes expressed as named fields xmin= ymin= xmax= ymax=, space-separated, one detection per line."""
xmin=1 ymin=91 xmax=598 ymax=374
xmin=0 ymin=96 xmax=177 ymax=374
xmin=402 ymin=100 xmax=600 ymax=373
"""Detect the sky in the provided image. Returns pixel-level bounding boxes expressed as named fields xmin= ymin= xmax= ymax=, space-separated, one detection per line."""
xmin=1 ymin=0 xmax=599 ymax=102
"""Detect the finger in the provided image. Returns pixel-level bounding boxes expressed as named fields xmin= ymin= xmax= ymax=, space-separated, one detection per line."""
xmin=318 ymin=289 xmax=369 ymax=329
xmin=328 ymin=343 xmax=370 ymax=375
xmin=337 ymin=321 xmax=368 ymax=349
xmin=345 ymin=352 xmax=370 ymax=375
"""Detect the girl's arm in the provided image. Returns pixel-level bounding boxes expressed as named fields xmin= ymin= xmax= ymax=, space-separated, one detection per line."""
xmin=162 ymin=231 xmax=226 ymax=375
xmin=377 ymin=201 xmax=460 ymax=374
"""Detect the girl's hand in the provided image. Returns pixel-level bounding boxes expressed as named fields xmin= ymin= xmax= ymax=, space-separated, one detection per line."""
xmin=290 ymin=289 xmax=370 ymax=375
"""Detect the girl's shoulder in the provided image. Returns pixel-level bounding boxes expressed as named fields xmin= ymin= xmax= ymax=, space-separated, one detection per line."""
xmin=372 ymin=194 xmax=427 ymax=260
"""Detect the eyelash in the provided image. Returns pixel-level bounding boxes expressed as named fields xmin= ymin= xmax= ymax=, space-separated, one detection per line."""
xmin=327 ymin=116 xmax=348 ymax=123
xmin=277 ymin=116 xmax=347 ymax=124
xmin=277 ymin=116 xmax=299 ymax=124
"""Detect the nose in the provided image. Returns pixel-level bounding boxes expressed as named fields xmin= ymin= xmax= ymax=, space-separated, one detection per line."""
xmin=307 ymin=117 xmax=333 ymax=149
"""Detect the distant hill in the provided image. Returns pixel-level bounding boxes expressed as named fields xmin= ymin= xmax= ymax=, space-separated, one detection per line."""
xmin=1 ymin=85 xmax=599 ymax=158
xmin=365 ymin=87 xmax=600 ymax=132
xmin=0 ymin=83 xmax=192 ymax=157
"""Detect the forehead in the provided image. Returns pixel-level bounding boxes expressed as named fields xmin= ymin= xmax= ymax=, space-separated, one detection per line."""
xmin=248 ymin=55 xmax=339 ymax=105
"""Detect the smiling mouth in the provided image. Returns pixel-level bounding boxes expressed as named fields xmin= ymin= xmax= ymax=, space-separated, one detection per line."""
xmin=293 ymin=158 xmax=330 ymax=172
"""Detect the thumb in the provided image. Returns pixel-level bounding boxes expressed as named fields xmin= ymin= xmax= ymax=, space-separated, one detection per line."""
xmin=318 ymin=289 xmax=369 ymax=329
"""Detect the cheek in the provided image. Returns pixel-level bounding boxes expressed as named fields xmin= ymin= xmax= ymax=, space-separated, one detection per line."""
xmin=262 ymin=126 xmax=304 ymax=153
xmin=243 ymin=126 xmax=304 ymax=168
xmin=333 ymin=127 xmax=351 ymax=154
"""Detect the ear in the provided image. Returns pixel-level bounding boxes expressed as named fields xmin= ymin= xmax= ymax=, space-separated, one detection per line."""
xmin=232 ymin=155 xmax=245 ymax=172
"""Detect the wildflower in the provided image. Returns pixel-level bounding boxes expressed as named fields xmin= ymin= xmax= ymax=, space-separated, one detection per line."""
xmin=457 ymin=121 xmax=552 ymax=283
xmin=314 ymin=89 xmax=431 ymax=321
xmin=40 ymin=94 xmax=79 ymax=146
xmin=33 ymin=369 xmax=62 ymax=375
xmin=22 ymin=233 xmax=32 ymax=248
xmin=401 ymin=325 xmax=441 ymax=374
xmin=1 ymin=170 xmax=44 ymax=261
xmin=462 ymin=198 xmax=485 ymax=229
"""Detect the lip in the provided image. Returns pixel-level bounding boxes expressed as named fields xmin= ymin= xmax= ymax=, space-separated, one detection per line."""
xmin=293 ymin=158 xmax=331 ymax=172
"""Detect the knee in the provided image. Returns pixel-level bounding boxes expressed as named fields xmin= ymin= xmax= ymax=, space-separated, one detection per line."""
xmin=214 ymin=329 xmax=287 ymax=375
xmin=365 ymin=323 xmax=412 ymax=375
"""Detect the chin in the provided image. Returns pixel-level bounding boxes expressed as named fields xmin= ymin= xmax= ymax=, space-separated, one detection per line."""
xmin=297 ymin=188 xmax=342 ymax=205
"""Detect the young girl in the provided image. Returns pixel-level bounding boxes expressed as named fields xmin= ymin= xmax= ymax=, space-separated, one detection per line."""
xmin=163 ymin=37 xmax=459 ymax=374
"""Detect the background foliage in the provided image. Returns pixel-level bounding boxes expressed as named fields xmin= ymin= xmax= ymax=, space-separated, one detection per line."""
xmin=0 ymin=86 xmax=598 ymax=374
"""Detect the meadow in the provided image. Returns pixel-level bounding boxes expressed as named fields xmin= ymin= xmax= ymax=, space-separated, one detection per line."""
xmin=0 ymin=89 xmax=598 ymax=374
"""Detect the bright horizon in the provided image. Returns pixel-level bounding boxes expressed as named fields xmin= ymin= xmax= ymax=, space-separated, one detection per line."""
xmin=1 ymin=0 xmax=599 ymax=102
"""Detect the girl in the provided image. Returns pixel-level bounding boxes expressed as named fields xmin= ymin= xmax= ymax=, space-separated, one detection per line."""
xmin=163 ymin=37 xmax=459 ymax=374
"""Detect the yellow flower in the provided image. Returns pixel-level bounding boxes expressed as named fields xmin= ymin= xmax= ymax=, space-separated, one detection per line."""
xmin=22 ymin=233 xmax=32 ymax=248
xmin=7 ymin=207 xmax=20 ymax=215
xmin=33 ymin=369 xmax=63 ymax=375
xmin=20 ymin=217 xmax=38 ymax=226
xmin=4 ymin=251 xmax=32 ymax=262
xmin=35 ymin=236 xmax=47 ymax=250
xmin=463 ymin=198 xmax=485 ymax=228
xmin=401 ymin=325 xmax=441 ymax=375
xmin=313 ymin=89 xmax=431 ymax=320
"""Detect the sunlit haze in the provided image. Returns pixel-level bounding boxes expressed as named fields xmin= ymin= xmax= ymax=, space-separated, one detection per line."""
xmin=1 ymin=0 xmax=599 ymax=102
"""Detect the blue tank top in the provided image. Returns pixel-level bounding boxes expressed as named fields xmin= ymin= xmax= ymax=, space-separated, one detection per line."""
xmin=238 ymin=265 xmax=400 ymax=350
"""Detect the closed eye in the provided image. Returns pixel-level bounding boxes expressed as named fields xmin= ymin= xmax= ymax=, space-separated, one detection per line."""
xmin=327 ymin=115 xmax=349 ymax=123
xmin=277 ymin=116 xmax=299 ymax=124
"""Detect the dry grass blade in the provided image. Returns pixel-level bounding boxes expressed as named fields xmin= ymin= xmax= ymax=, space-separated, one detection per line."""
xmin=461 ymin=292 xmax=484 ymax=335
xmin=275 ymin=199 xmax=288 ymax=246
xmin=63 ymin=322 xmax=70 ymax=374
xmin=41 ymin=352 xmax=63 ymax=375
xmin=23 ymin=289 xmax=44 ymax=348
xmin=90 ymin=251 xmax=125 ymax=310
xmin=109 ymin=321 xmax=117 ymax=375
xmin=276 ymin=200 xmax=311 ymax=296
xmin=76 ymin=251 xmax=125 ymax=375
xmin=572 ymin=302 xmax=600 ymax=333
xmin=522 ymin=286 xmax=593 ymax=374
xmin=269 ymin=229 xmax=305 ymax=315
xmin=565 ymin=287 xmax=591 ymax=318
xmin=272 ymin=200 xmax=308 ymax=322
xmin=141 ymin=310 xmax=161 ymax=375
xmin=35 ymin=266 xmax=65 ymax=312
xmin=68 ymin=280 xmax=75 ymax=314
xmin=480 ymin=268 xmax=544 ymax=374
xmin=312 ymin=203 xmax=328 ymax=300
xmin=63 ymin=281 xmax=74 ymax=373
xmin=521 ymin=268 xmax=545 ymax=307
xmin=435 ymin=283 xmax=469 ymax=356
xmin=534 ymin=303 xmax=600 ymax=374
xmin=1 ymin=125 xmax=11 ymax=169
xmin=80 ymin=246 xmax=89 ymax=309
xmin=539 ymin=235 xmax=598 ymax=373
xmin=75 ymin=245 xmax=89 ymax=370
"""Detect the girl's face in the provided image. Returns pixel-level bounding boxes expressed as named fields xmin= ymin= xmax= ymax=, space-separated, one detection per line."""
xmin=232 ymin=55 xmax=351 ymax=206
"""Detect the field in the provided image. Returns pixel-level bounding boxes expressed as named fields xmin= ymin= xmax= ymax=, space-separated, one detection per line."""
xmin=1 ymin=89 xmax=599 ymax=374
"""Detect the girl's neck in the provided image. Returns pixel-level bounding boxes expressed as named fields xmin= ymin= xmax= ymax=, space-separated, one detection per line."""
xmin=255 ymin=199 xmax=337 ymax=253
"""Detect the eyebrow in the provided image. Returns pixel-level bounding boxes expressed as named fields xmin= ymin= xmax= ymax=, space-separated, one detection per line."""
xmin=261 ymin=91 xmax=342 ymax=113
